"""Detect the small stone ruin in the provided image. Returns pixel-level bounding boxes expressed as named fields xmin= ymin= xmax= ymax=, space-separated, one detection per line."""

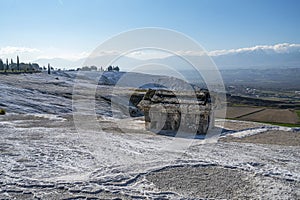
xmin=137 ymin=89 xmax=213 ymax=135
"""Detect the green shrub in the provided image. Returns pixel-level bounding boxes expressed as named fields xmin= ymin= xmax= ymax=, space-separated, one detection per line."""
xmin=0 ymin=108 xmax=6 ymax=115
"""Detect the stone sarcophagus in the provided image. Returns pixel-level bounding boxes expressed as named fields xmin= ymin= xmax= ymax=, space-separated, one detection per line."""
xmin=138 ymin=89 xmax=213 ymax=135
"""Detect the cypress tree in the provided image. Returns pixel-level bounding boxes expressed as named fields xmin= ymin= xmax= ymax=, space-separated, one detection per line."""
xmin=6 ymin=58 xmax=9 ymax=71
xmin=107 ymin=65 xmax=113 ymax=71
xmin=0 ymin=59 xmax=4 ymax=71
xmin=48 ymin=63 xmax=51 ymax=74
xmin=17 ymin=56 xmax=20 ymax=71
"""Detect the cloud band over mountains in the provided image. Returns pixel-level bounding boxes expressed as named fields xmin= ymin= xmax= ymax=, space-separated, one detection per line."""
xmin=1 ymin=43 xmax=300 ymax=69
xmin=208 ymin=43 xmax=300 ymax=56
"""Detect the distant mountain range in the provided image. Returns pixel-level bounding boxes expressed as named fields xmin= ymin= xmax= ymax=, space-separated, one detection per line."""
xmin=35 ymin=43 xmax=300 ymax=70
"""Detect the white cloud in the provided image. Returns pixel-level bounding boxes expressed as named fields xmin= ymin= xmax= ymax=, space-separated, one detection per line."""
xmin=208 ymin=43 xmax=300 ymax=56
xmin=138 ymin=43 xmax=300 ymax=58
xmin=0 ymin=46 xmax=42 ymax=62
xmin=78 ymin=51 xmax=89 ymax=58
xmin=37 ymin=51 xmax=91 ymax=61
xmin=1 ymin=43 xmax=299 ymax=64
xmin=77 ymin=43 xmax=300 ymax=60
xmin=175 ymin=50 xmax=207 ymax=56
xmin=88 ymin=50 xmax=120 ymax=56
xmin=0 ymin=46 xmax=41 ymax=55
xmin=126 ymin=50 xmax=171 ymax=60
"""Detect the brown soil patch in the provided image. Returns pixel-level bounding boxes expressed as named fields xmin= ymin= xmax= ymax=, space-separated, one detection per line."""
xmin=215 ymin=119 xmax=265 ymax=131
xmin=239 ymin=109 xmax=299 ymax=124
xmin=215 ymin=106 xmax=264 ymax=118
xmin=215 ymin=106 xmax=300 ymax=125
xmin=221 ymin=130 xmax=300 ymax=146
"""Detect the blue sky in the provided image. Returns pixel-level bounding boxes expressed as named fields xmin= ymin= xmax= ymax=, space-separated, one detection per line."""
xmin=1 ymin=0 xmax=300 ymax=62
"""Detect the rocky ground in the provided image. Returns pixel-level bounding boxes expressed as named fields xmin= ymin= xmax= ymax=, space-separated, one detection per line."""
xmin=0 ymin=72 xmax=300 ymax=199
xmin=0 ymin=113 xmax=299 ymax=199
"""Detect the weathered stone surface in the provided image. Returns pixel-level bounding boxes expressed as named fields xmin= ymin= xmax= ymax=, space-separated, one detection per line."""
xmin=138 ymin=89 xmax=213 ymax=135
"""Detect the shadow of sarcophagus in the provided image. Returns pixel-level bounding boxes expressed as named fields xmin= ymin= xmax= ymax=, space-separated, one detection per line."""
xmin=138 ymin=89 xmax=212 ymax=135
